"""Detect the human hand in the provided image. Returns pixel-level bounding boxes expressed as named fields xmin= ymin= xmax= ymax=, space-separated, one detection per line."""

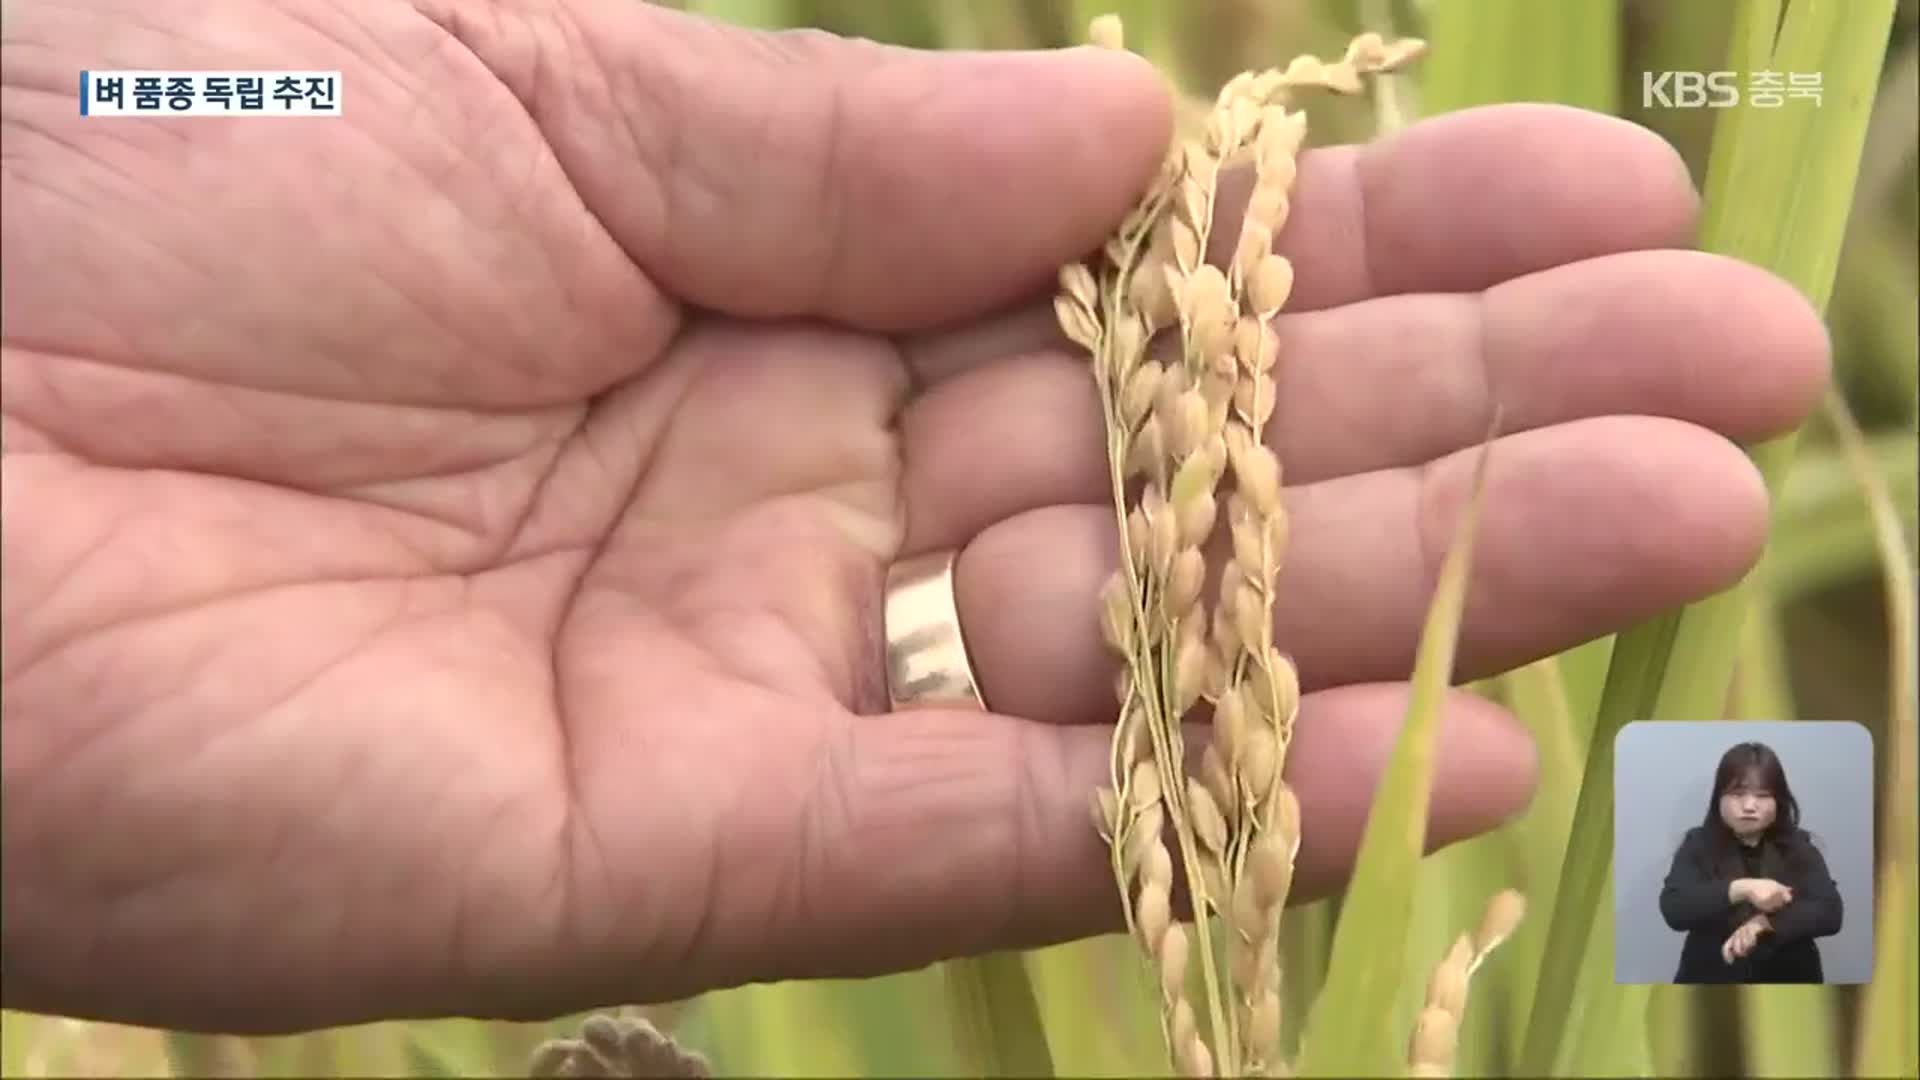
xmin=1736 ymin=877 xmax=1796 ymax=913
xmin=1723 ymin=914 xmax=1773 ymax=964
xmin=1 ymin=0 xmax=1829 ymax=1034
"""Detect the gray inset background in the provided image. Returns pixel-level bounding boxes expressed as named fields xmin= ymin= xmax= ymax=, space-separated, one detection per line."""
xmin=1613 ymin=720 xmax=1875 ymax=984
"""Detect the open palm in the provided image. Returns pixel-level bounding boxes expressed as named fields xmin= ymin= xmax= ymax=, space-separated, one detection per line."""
xmin=1 ymin=0 xmax=1828 ymax=1034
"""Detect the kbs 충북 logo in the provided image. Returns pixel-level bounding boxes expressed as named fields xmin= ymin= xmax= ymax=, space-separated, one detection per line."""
xmin=1641 ymin=70 xmax=1823 ymax=109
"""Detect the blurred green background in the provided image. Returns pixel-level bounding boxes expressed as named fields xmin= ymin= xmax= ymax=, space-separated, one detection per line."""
xmin=5 ymin=0 xmax=1915 ymax=1076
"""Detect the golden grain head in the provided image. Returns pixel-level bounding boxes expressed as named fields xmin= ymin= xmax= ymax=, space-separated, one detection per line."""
xmin=1249 ymin=254 xmax=1296 ymax=316
xmin=1187 ymin=777 xmax=1230 ymax=852
xmin=1165 ymin=389 xmax=1212 ymax=459
xmin=1249 ymin=990 xmax=1282 ymax=1059
xmin=1170 ymin=216 xmax=1203 ymax=273
xmin=1125 ymin=416 xmax=1161 ymax=480
xmin=1195 ymin=312 xmax=1239 ymax=369
xmin=1122 ymin=701 xmax=1153 ymax=765
xmin=1232 ymin=374 xmax=1279 ymax=430
xmin=1137 ymin=887 xmax=1173 ymax=955
xmin=1064 ymin=28 xmax=1449 ymax=1077
xmin=1100 ymin=576 xmax=1134 ymax=654
xmin=1109 ymin=310 xmax=1148 ymax=377
xmin=1239 ymin=725 xmax=1279 ymax=794
xmin=1143 ymin=831 xmax=1175 ymax=890
xmin=1427 ymin=938 xmax=1474 ymax=1015
xmin=1202 ymin=643 xmax=1233 ymax=702
xmin=530 ymin=1014 xmax=710 ymax=1080
xmin=1125 ymin=510 xmax=1153 ymax=573
xmin=1126 ymin=803 xmax=1168 ymax=880
xmin=1200 ymin=745 xmax=1236 ymax=824
xmin=1224 ymin=417 xmax=1259 ymax=469
xmin=1121 ymin=361 xmax=1164 ymax=429
xmin=1234 ymin=221 xmax=1269 ymax=278
xmin=1176 ymin=487 xmax=1219 ymax=551
xmin=1263 ymin=654 xmax=1302 ymax=728
xmin=1230 ymin=873 xmax=1266 ymax=937
xmin=1249 ymin=831 xmax=1295 ymax=910
xmin=1474 ymin=889 xmax=1528 ymax=958
xmin=1175 ymin=629 xmax=1211 ymax=713
xmin=1130 ymin=266 xmax=1179 ymax=330
xmin=1270 ymin=779 xmax=1302 ymax=838
xmin=1233 ymin=443 xmax=1284 ymax=517
xmin=1159 ymin=922 xmax=1191 ymax=1000
xmin=1256 ymin=108 xmax=1308 ymax=164
xmin=1129 ymin=759 xmax=1164 ymax=810
xmin=1181 ymin=264 xmax=1231 ymax=326
xmin=1177 ymin=1035 xmax=1214 ymax=1079
xmin=1061 ymin=261 xmax=1097 ymax=302
xmin=1055 ymin=294 xmax=1100 ymax=352
xmin=1212 ymin=682 xmax=1249 ymax=759
xmin=1229 ymin=932 xmax=1264 ymax=993
xmin=1231 ymin=581 xmax=1267 ymax=656
xmin=1145 ymin=496 xmax=1179 ymax=574
xmin=1204 ymin=430 xmax=1231 ymax=481
xmin=1229 ymin=512 xmax=1265 ymax=577
xmin=1170 ymin=999 xmax=1199 ymax=1059
xmin=1230 ymin=96 xmax=1262 ymax=147
xmin=1201 ymin=372 xmax=1239 ymax=420
xmin=1095 ymin=786 xmax=1123 ymax=836
xmin=1168 ymin=547 xmax=1208 ymax=615
xmin=1408 ymin=1005 xmax=1460 ymax=1072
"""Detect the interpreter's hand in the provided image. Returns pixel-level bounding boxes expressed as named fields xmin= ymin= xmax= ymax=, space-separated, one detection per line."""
xmin=1737 ymin=877 xmax=1796 ymax=913
xmin=1724 ymin=915 xmax=1773 ymax=964
xmin=1 ymin=0 xmax=1829 ymax=1034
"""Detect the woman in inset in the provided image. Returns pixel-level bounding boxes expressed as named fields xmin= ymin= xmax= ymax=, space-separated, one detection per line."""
xmin=1658 ymin=741 xmax=1843 ymax=983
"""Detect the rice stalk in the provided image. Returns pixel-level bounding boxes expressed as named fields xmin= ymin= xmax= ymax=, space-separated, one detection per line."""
xmin=1065 ymin=14 xmax=1427 ymax=1075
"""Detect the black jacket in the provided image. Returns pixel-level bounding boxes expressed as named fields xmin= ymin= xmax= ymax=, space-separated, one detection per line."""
xmin=1658 ymin=825 xmax=1843 ymax=984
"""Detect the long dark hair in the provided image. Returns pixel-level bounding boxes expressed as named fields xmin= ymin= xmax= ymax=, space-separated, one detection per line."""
xmin=1698 ymin=741 xmax=1808 ymax=869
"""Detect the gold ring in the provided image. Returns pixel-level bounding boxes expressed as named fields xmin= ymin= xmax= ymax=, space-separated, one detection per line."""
xmin=882 ymin=549 xmax=985 ymax=711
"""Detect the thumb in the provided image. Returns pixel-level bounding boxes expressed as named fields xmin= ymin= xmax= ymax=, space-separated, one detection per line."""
xmin=425 ymin=0 xmax=1173 ymax=330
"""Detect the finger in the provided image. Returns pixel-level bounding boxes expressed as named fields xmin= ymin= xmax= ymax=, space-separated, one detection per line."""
xmin=748 ymin=682 xmax=1534 ymax=980
xmin=427 ymin=0 xmax=1170 ymax=331
xmin=1229 ymin=103 xmax=1699 ymax=310
xmin=900 ymin=101 xmax=1699 ymax=380
xmin=954 ymin=416 xmax=1768 ymax=723
xmin=899 ymin=248 xmax=1826 ymax=554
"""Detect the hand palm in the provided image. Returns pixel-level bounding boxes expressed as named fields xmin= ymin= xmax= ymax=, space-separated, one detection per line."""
xmin=3 ymin=0 xmax=1828 ymax=1033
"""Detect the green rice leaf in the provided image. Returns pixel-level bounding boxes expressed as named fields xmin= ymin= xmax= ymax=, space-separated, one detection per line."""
xmin=1296 ymin=422 xmax=1499 ymax=1078
xmin=1415 ymin=0 xmax=1620 ymax=114
xmin=1827 ymin=388 xmax=1920 ymax=1080
xmin=1521 ymin=1 xmax=1900 ymax=1074
xmin=1733 ymin=597 xmax=1845 ymax=1078
xmin=944 ymin=953 xmax=1055 ymax=1078
xmin=1488 ymin=658 xmax=1584 ymax=1067
xmin=677 ymin=0 xmax=801 ymax=30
